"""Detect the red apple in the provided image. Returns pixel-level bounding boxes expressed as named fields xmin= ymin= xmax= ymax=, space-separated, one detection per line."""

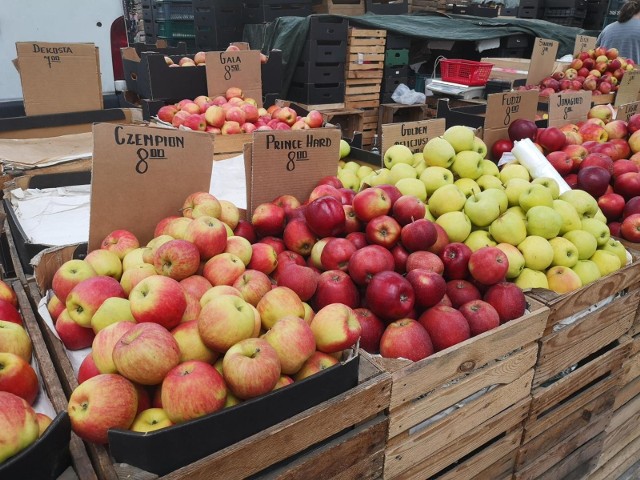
xmin=547 ymin=151 xmax=574 ymax=176
xmin=400 ymin=219 xmax=437 ymax=252
xmin=483 ymin=282 xmax=526 ymax=323
xmin=251 ymin=203 xmax=286 ymax=237
xmin=101 ymin=230 xmax=140 ymax=260
xmin=352 ymin=187 xmax=392 ymax=221
xmin=222 ymin=338 xmax=281 ymax=399
xmin=406 ymin=251 xmax=444 ymax=274
xmin=310 ymin=303 xmax=361 ymax=353
xmin=52 ymin=260 xmax=97 ymax=303
xmin=491 ymin=139 xmax=514 ymax=160
xmin=615 ymin=172 xmax=640 ymax=200
xmin=304 ymin=196 xmax=346 ymax=238
xmin=406 ymin=269 xmax=446 ymax=309
xmin=537 ymin=127 xmax=567 ymax=152
xmin=65 ymin=276 xmax=126 ymax=327
xmin=320 ymin=238 xmax=356 ymax=271
xmin=623 ymin=196 xmax=640 ymax=218
xmin=428 ymin=223 xmax=450 ymax=256
xmin=55 ymin=309 xmax=95 ymax=350
xmin=263 ymin=315 xmax=316 ymax=375
xmin=459 ymin=300 xmax=500 ymax=336
xmin=354 ymin=308 xmax=385 ymax=353
xmin=446 ymin=279 xmax=481 ymax=308
xmin=418 ymin=305 xmax=471 ymax=351
xmin=0 ymin=391 xmax=39 ymax=462
xmin=277 ymin=264 xmax=319 ymax=302
xmin=440 ymin=242 xmax=473 ymax=280
xmin=129 ymin=275 xmax=187 ymax=330
xmin=77 ymin=353 xmax=100 ymax=384
xmin=365 ymin=271 xmax=415 ymax=321
xmin=620 ymin=213 xmax=640 ymax=242
xmin=577 ymin=166 xmax=612 ymax=198
xmin=348 ymin=245 xmax=395 ymax=286
xmin=365 ymin=215 xmax=401 ymax=248
xmin=508 ymin=119 xmax=538 ymax=141
xmin=0 ymin=352 xmax=38 ymax=404
xmin=314 ymin=270 xmax=359 ymax=310
xmin=392 ymin=195 xmax=426 ymax=226
xmin=379 ymin=319 xmax=434 ymax=361
xmin=233 ymin=219 xmax=257 ymax=243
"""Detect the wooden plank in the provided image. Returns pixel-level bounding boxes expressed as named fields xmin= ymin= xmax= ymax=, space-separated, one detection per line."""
xmin=348 ymin=53 xmax=385 ymax=62
xmin=345 ymin=86 xmax=381 ymax=96
xmin=348 ymin=29 xmax=387 ymax=38
xmin=257 ymin=416 xmax=387 ymax=480
xmin=600 ymin=393 xmax=640 ymax=465
xmin=345 ymin=78 xmax=382 ymax=86
xmin=292 ymin=102 xmax=345 ymax=111
xmin=616 ymin=375 xmax=640 ymax=410
xmin=471 ymin=450 xmax=519 ymax=480
xmin=590 ymin=434 xmax=640 ymax=480
xmin=346 ymin=70 xmax=384 ymax=80
xmin=346 ymin=62 xmax=385 ymax=72
xmin=386 ymin=399 xmax=530 ymax=480
xmin=534 ymin=291 xmax=637 ymax=387
xmin=534 ymin=432 xmax=604 ymax=480
xmin=345 ymin=100 xmax=381 ymax=109
xmin=163 ymin=373 xmax=391 ymax=480
xmin=345 ymin=45 xmax=385 ymax=55
xmin=2 ymin=203 xmax=28 ymax=287
xmin=388 ymin=344 xmax=537 ymax=438
xmin=385 ymin=374 xmax=532 ymax=478
xmin=345 ymin=93 xmax=380 ymax=102
xmin=620 ymin=339 xmax=640 ymax=387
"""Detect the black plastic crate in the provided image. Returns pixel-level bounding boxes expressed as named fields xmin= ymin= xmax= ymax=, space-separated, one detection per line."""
xmin=194 ymin=5 xmax=244 ymax=26
xmin=195 ymin=26 xmax=243 ymax=51
xmin=380 ymin=92 xmax=395 ymax=104
xmin=501 ymin=6 xmax=518 ymax=15
xmin=301 ymin=40 xmax=347 ymax=64
xmin=365 ymin=0 xmax=408 ymax=14
xmin=485 ymin=47 xmax=528 ymax=58
xmin=503 ymin=34 xmax=530 ymax=49
xmin=142 ymin=2 xmax=155 ymax=22
xmin=155 ymin=20 xmax=196 ymax=39
xmin=292 ymin=61 xmax=345 ymax=83
xmin=381 ymin=75 xmax=407 ymax=93
xmin=244 ymin=0 xmax=312 ymax=22
xmin=517 ymin=4 xmax=543 ymax=18
xmin=519 ymin=0 xmax=544 ymax=7
xmin=288 ymin=82 xmax=345 ymax=104
xmin=308 ymin=16 xmax=348 ymax=41
xmin=469 ymin=4 xmax=499 ymax=16
xmin=131 ymin=41 xmax=188 ymax=56
xmin=551 ymin=0 xmax=588 ymax=7
xmin=386 ymin=33 xmax=411 ymax=50
xmin=155 ymin=1 xmax=194 ymax=21
xmin=383 ymin=65 xmax=410 ymax=78
xmin=485 ymin=79 xmax=513 ymax=97
xmin=262 ymin=50 xmax=284 ymax=96
xmin=542 ymin=15 xmax=584 ymax=26
xmin=544 ymin=7 xmax=587 ymax=18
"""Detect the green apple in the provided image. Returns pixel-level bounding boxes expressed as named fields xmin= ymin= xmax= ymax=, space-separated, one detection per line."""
xmin=442 ymin=125 xmax=475 ymax=153
xmin=424 ymin=207 xmax=436 ymax=221
xmin=571 ymin=260 xmax=602 ymax=286
xmin=436 ymin=211 xmax=472 ymax=243
xmin=594 ymin=209 xmax=608 ymax=224
xmin=549 ymin=237 xmax=579 ymax=268
xmin=589 ymin=250 xmax=621 ymax=276
xmin=518 ymin=184 xmax=554 ymax=212
xmin=532 ymin=177 xmax=560 ymax=199
xmin=559 ymin=190 xmax=599 ymax=219
xmin=423 ymin=137 xmax=456 ymax=168
xmin=499 ymin=163 xmax=530 ymax=184
xmin=472 ymin=137 xmax=488 ymax=158
xmin=338 ymin=160 xmax=345 ymax=169
xmin=428 ymin=184 xmax=466 ymax=217
xmin=547 ymin=266 xmax=583 ymax=294
xmin=342 ymin=161 xmax=360 ymax=173
xmin=552 ymin=199 xmax=582 ymax=234
xmin=339 ymin=139 xmax=351 ymax=159
xmin=601 ymin=238 xmax=628 ymax=267
xmin=337 ymin=170 xmax=360 ymax=191
xmin=515 ymin=268 xmax=549 ymax=290
xmin=580 ymin=218 xmax=610 ymax=246
xmin=384 ymin=144 xmax=414 ymax=169
xmin=357 ymin=165 xmax=374 ymax=179
xmin=389 ymin=163 xmax=418 ymax=184
xmin=563 ymin=230 xmax=598 ymax=260
xmin=505 ymin=178 xmax=531 ymax=207
xmin=368 ymin=168 xmax=392 ymax=187
xmin=489 ymin=210 xmax=527 ymax=246
xmin=412 ymin=152 xmax=424 ymax=166
xmin=454 ymin=178 xmax=481 ymax=198
xmin=496 ymin=243 xmax=526 ymax=278
xmin=414 ymin=159 xmax=427 ymax=176
xmin=464 ymin=191 xmax=501 ymax=227
xmin=451 ymin=151 xmax=483 ymax=180
xmin=518 ymin=236 xmax=554 ymax=271
xmin=506 ymin=206 xmax=527 ymax=220
xmin=481 ymin=188 xmax=508 ymax=214
xmin=395 ymin=178 xmax=427 ymax=202
xmin=481 ymin=159 xmax=500 ymax=177
xmin=526 ymin=206 xmax=563 ymax=239
xmin=420 ymin=166 xmax=454 ymax=196
xmin=464 ymin=230 xmax=496 ymax=251
xmin=477 ymin=175 xmax=504 ymax=191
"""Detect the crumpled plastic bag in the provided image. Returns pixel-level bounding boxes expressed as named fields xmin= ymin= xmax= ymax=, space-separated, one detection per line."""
xmin=391 ymin=83 xmax=426 ymax=105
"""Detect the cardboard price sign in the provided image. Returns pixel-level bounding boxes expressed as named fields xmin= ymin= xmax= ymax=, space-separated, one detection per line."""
xmin=381 ymin=118 xmax=446 ymax=154
xmin=89 ymin=123 xmax=214 ymax=251
xmin=573 ymin=36 xmax=597 ymax=57
xmin=526 ymin=38 xmax=559 ymax=87
xmin=485 ymin=90 xmax=540 ymax=129
xmin=547 ymin=91 xmax=592 ymax=127
xmin=205 ymin=51 xmax=263 ymax=107
xmin=245 ymin=129 xmax=341 ymax=212
xmin=15 ymin=42 xmax=102 ymax=116
xmin=617 ymin=101 xmax=640 ymax=122
xmin=614 ymin=69 xmax=640 ymax=107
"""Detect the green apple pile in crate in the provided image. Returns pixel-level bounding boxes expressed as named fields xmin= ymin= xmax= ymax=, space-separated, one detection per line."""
xmin=338 ymin=124 xmax=628 ymax=293
xmin=0 ymin=281 xmax=54 ymax=464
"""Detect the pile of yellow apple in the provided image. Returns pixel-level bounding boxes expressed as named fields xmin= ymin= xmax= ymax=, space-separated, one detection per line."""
xmin=338 ymin=126 xmax=628 ymax=293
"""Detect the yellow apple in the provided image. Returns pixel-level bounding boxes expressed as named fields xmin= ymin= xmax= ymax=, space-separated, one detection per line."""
xmin=442 ymin=125 xmax=475 ymax=153
xmin=423 ymin=137 xmax=456 ymax=167
xmin=496 ymin=243 xmax=526 ymax=278
xmin=547 ymin=266 xmax=582 ymax=294
xmin=499 ymin=163 xmax=530 ymax=184
xmin=428 ymin=184 xmax=466 ymax=217
xmin=435 ymin=211 xmax=472 ymax=242
xmin=563 ymin=229 xmax=598 ymax=260
xmin=515 ymin=268 xmax=549 ymax=289
xmin=518 ymin=236 xmax=554 ymax=271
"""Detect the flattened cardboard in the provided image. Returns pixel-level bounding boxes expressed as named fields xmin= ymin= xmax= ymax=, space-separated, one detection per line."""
xmin=381 ymin=118 xmax=445 ymax=154
xmin=245 ymin=129 xmax=341 ymax=213
xmin=573 ymin=36 xmax=597 ymax=57
xmin=484 ymin=90 xmax=540 ymax=130
xmin=526 ymin=38 xmax=559 ymax=87
xmin=547 ymin=91 xmax=592 ymax=127
xmin=205 ymin=51 xmax=263 ymax=108
xmin=16 ymin=42 xmax=102 ymax=116
xmin=88 ymin=123 xmax=214 ymax=251
xmin=614 ymin=69 xmax=640 ymax=108
xmin=616 ymin=101 xmax=640 ymax=122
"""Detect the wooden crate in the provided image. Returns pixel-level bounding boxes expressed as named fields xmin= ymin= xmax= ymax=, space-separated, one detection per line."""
xmin=379 ymin=103 xmax=432 ymax=126
xmin=320 ymin=108 xmax=364 ymax=141
xmin=408 ymin=0 xmax=445 ymax=13
xmin=514 ymin=337 xmax=630 ymax=480
xmin=27 ymin=280 xmax=393 ymax=479
xmin=360 ymin=107 xmax=380 ymax=149
xmin=345 ymin=28 xmax=386 ymax=110
xmin=312 ymin=0 xmax=365 ymax=15
xmin=364 ymin=296 xmax=549 ymax=479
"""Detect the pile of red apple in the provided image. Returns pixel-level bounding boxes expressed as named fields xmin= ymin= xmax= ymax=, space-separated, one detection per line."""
xmin=156 ymin=90 xmax=323 ymax=135
xmin=517 ymin=47 xmax=636 ymax=97
xmin=0 ymin=281 xmax=54 ymax=464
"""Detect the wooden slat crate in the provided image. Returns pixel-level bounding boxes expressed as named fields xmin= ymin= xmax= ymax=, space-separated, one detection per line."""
xmin=408 ymin=0 xmax=446 ymax=13
xmin=312 ymin=0 xmax=365 ymax=15
xmin=345 ymin=28 xmax=386 ymax=111
xmin=364 ymin=296 xmax=549 ymax=479
xmin=360 ymin=107 xmax=379 ymax=149
xmin=379 ymin=103 xmax=433 ymax=126
xmin=320 ymin=108 xmax=364 ymax=141
xmin=26 ymin=279 xmax=393 ymax=480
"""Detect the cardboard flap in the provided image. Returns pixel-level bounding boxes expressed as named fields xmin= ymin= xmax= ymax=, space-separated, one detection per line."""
xmin=246 ymin=129 xmax=341 ymax=213
xmin=16 ymin=42 xmax=103 ymax=116
xmin=573 ymin=36 xmax=597 ymax=57
xmin=33 ymin=244 xmax=85 ymax=294
xmin=88 ymin=123 xmax=214 ymax=251
xmin=205 ymin=51 xmax=263 ymax=107
xmin=547 ymin=91 xmax=592 ymax=127
xmin=381 ymin=118 xmax=446 ymax=154
xmin=617 ymin=101 xmax=640 ymax=122
xmin=121 ymin=47 xmax=141 ymax=62
xmin=526 ymin=38 xmax=559 ymax=86
xmin=485 ymin=90 xmax=540 ymax=130
xmin=615 ymin=69 xmax=640 ymax=108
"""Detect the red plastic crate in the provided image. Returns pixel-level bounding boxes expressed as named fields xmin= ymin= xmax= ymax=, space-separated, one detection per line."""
xmin=440 ymin=59 xmax=493 ymax=86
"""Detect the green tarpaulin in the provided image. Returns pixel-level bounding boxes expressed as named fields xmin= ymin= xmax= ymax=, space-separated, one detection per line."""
xmin=245 ymin=13 xmax=587 ymax=98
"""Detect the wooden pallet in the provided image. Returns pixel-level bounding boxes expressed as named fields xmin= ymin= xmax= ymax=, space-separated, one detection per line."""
xmin=364 ymin=297 xmax=549 ymax=479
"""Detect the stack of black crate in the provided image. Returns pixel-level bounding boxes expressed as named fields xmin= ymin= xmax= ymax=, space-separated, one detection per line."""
xmin=517 ymin=0 xmax=544 ymax=19
xmin=142 ymin=0 xmax=158 ymax=43
xmin=243 ymin=0 xmax=312 ymax=23
xmin=583 ymin=0 xmax=609 ymax=29
xmin=287 ymin=16 xmax=348 ymax=106
xmin=193 ymin=0 xmax=244 ymax=51
xmin=380 ymin=34 xmax=411 ymax=104
xmin=543 ymin=0 xmax=587 ymax=27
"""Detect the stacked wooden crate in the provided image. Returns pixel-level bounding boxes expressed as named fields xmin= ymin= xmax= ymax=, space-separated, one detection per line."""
xmin=516 ymin=253 xmax=640 ymax=479
xmin=345 ymin=28 xmax=386 ymax=149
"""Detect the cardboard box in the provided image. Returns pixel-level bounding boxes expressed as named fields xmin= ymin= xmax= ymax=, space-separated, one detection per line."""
xmin=380 ymin=118 xmax=445 ymax=154
xmin=205 ymin=50 xmax=263 ymax=107
xmin=15 ymin=42 xmax=103 ymax=116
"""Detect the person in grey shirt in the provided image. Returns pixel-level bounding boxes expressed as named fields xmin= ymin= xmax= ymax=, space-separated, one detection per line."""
xmin=596 ymin=0 xmax=640 ymax=63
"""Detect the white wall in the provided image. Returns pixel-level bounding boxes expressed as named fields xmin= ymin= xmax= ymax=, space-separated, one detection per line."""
xmin=0 ymin=0 xmax=125 ymax=101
